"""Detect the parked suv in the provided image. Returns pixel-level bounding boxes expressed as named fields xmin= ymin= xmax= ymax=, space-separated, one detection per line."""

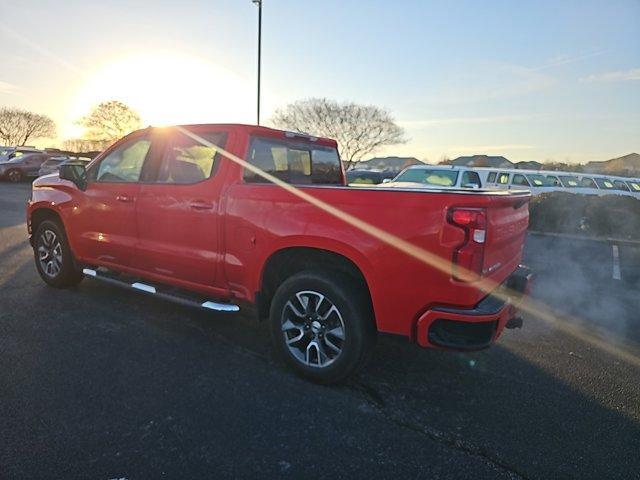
xmin=0 ymin=152 xmax=50 ymax=182
xmin=27 ymin=124 xmax=532 ymax=382
xmin=38 ymin=156 xmax=91 ymax=177
xmin=0 ymin=146 xmax=41 ymax=162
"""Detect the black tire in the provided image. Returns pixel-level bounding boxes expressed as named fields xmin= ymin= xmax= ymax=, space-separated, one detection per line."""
xmin=33 ymin=219 xmax=83 ymax=288
xmin=270 ymin=270 xmax=376 ymax=384
xmin=7 ymin=169 xmax=22 ymax=183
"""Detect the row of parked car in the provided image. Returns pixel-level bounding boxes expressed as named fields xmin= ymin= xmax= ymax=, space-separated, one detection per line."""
xmin=0 ymin=146 xmax=91 ymax=182
xmin=347 ymin=165 xmax=640 ymax=198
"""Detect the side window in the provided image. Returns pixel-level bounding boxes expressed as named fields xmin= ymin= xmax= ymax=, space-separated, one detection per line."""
xmin=244 ymin=137 xmax=342 ymax=185
xmin=92 ymin=136 xmax=151 ymax=183
xmin=461 ymin=171 xmax=481 ymax=187
xmin=512 ymin=174 xmax=530 ymax=186
xmin=155 ymin=131 xmax=227 ymax=184
xmin=546 ymin=175 xmax=560 ymax=186
xmin=497 ymin=172 xmax=510 ymax=185
xmin=627 ymin=181 xmax=640 ymax=192
xmin=487 ymin=172 xmax=497 ymax=183
xmin=580 ymin=177 xmax=596 ymax=188
xmin=613 ymin=180 xmax=630 ymax=191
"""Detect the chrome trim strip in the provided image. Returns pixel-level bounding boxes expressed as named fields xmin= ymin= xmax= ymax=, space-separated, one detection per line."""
xmin=131 ymin=282 xmax=156 ymax=294
xmin=202 ymin=301 xmax=240 ymax=312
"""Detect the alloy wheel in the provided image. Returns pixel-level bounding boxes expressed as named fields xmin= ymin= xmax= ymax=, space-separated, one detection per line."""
xmin=38 ymin=229 xmax=63 ymax=278
xmin=281 ymin=290 xmax=346 ymax=368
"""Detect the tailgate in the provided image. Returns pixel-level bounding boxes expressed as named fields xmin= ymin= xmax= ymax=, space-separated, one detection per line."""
xmin=482 ymin=194 xmax=530 ymax=280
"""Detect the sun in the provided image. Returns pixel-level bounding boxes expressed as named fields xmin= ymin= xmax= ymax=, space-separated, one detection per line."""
xmin=66 ymin=51 xmax=254 ymax=136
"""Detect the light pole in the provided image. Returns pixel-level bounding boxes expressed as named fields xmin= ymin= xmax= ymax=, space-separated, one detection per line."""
xmin=253 ymin=0 xmax=262 ymax=125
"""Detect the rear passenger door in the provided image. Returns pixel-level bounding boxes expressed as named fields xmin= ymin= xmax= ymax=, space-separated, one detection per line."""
xmin=133 ymin=127 xmax=229 ymax=287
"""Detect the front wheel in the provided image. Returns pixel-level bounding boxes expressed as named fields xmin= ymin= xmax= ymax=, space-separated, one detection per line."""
xmin=33 ymin=219 xmax=83 ymax=288
xmin=270 ymin=270 xmax=376 ymax=383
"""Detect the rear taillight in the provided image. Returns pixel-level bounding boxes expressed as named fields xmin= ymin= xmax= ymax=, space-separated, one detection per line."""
xmin=448 ymin=207 xmax=486 ymax=281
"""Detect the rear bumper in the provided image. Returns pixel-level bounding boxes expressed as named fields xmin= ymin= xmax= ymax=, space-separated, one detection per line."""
xmin=415 ymin=265 xmax=533 ymax=350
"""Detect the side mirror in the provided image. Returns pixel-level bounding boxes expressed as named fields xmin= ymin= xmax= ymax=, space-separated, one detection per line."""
xmin=382 ymin=178 xmax=392 ymax=183
xmin=59 ymin=161 xmax=87 ymax=190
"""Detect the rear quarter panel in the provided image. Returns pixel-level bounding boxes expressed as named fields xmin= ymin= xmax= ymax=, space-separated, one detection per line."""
xmin=224 ymin=183 xmax=529 ymax=337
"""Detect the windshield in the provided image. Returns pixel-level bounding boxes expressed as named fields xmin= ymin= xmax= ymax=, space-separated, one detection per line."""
xmin=613 ymin=180 xmax=630 ymax=191
xmin=346 ymin=170 xmax=382 ymax=184
xmin=627 ymin=181 xmax=640 ymax=192
xmin=526 ymin=174 xmax=554 ymax=187
xmin=594 ymin=178 xmax=616 ymax=190
xmin=558 ymin=175 xmax=583 ymax=188
xmin=394 ymin=168 xmax=459 ymax=187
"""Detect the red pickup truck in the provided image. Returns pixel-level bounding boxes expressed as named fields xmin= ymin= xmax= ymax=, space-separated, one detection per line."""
xmin=27 ymin=124 xmax=532 ymax=382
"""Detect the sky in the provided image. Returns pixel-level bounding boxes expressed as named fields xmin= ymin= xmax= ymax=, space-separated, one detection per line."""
xmin=0 ymin=0 xmax=638 ymax=164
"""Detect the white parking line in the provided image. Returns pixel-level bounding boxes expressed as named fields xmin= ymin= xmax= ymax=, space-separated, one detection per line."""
xmin=612 ymin=244 xmax=621 ymax=280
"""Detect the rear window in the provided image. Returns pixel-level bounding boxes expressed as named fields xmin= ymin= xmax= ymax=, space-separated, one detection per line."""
xmin=394 ymin=168 xmax=458 ymax=187
xmin=244 ymin=137 xmax=342 ymax=185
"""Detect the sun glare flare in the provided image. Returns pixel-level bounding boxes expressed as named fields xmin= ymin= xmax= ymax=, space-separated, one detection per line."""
xmin=66 ymin=51 xmax=254 ymax=135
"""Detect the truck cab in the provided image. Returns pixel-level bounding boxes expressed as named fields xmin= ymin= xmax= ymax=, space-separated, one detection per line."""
xmin=28 ymin=124 xmax=532 ymax=383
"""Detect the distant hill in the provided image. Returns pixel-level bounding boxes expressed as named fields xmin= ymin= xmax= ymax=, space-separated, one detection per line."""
xmin=515 ymin=160 xmax=543 ymax=170
xmin=450 ymin=155 xmax=514 ymax=168
xmin=584 ymin=153 xmax=640 ymax=177
xmin=353 ymin=156 xmax=424 ymax=172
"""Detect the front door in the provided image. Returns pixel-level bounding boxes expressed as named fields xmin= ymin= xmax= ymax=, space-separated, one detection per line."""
xmin=133 ymin=127 xmax=228 ymax=287
xmin=71 ymin=132 xmax=153 ymax=267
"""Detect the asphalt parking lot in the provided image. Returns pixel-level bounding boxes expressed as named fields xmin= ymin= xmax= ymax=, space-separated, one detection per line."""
xmin=1 ymin=182 xmax=639 ymax=479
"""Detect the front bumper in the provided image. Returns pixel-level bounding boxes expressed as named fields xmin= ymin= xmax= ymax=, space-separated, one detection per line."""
xmin=415 ymin=265 xmax=533 ymax=350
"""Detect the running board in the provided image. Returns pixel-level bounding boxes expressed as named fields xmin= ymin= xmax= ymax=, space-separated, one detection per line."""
xmin=82 ymin=268 xmax=240 ymax=313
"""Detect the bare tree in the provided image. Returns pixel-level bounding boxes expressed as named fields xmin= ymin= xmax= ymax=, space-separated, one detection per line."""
xmin=270 ymin=98 xmax=407 ymax=170
xmin=0 ymin=107 xmax=56 ymax=146
xmin=61 ymin=138 xmax=106 ymax=154
xmin=79 ymin=100 xmax=142 ymax=146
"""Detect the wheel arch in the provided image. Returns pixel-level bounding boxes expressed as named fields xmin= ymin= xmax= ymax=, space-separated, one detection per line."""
xmin=257 ymin=246 xmax=375 ymax=326
xmin=30 ymin=208 xmax=64 ymax=245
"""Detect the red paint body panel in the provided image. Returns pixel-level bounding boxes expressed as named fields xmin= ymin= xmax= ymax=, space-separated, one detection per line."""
xmin=27 ymin=124 xmax=531 ymax=346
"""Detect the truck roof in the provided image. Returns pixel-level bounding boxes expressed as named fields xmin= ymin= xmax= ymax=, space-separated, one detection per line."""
xmin=147 ymin=123 xmax=339 ymax=149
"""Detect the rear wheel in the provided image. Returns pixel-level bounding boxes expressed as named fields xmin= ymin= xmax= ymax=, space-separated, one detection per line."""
xmin=7 ymin=169 xmax=22 ymax=183
xmin=270 ymin=270 xmax=376 ymax=383
xmin=33 ymin=219 xmax=83 ymax=288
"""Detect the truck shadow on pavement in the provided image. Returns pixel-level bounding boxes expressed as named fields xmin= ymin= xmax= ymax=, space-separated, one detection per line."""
xmin=2 ymin=256 xmax=637 ymax=480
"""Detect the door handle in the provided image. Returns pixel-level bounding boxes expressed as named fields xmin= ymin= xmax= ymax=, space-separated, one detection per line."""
xmin=190 ymin=201 xmax=214 ymax=210
xmin=116 ymin=195 xmax=134 ymax=203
